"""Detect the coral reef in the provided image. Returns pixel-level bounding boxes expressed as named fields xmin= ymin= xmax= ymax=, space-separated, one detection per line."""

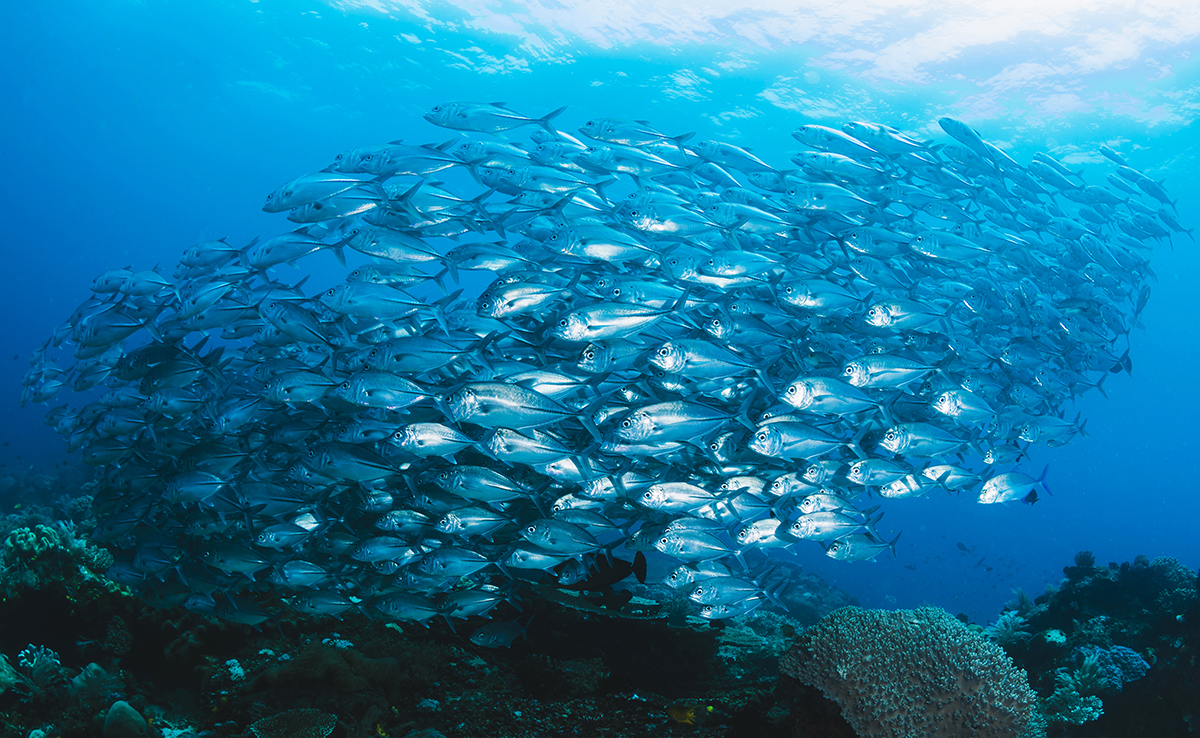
xmin=986 ymin=610 xmax=1032 ymax=647
xmin=1042 ymin=671 xmax=1105 ymax=726
xmin=0 ymin=518 xmax=116 ymax=598
xmin=1 ymin=526 xmax=810 ymax=738
xmin=4 ymin=470 xmax=1195 ymax=738
xmin=779 ymin=605 xmax=1040 ymax=738
xmin=248 ymin=708 xmax=337 ymax=738
xmin=998 ymin=552 xmax=1200 ymax=736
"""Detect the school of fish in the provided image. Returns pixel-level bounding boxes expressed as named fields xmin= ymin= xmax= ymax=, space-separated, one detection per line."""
xmin=20 ymin=102 xmax=1185 ymax=633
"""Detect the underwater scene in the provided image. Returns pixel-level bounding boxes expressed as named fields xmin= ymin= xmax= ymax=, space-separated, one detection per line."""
xmin=3 ymin=1 xmax=1200 ymax=736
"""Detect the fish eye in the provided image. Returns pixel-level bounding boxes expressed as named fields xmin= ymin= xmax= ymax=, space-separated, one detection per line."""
xmin=658 ymin=347 xmax=669 ymax=355
xmin=326 ymin=288 xmax=336 ymax=297
xmin=659 ymin=537 xmax=669 ymax=546
xmin=526 ymin=525 xmax=536 ymax=535
xmin=364 ymin=155 xmax=372 ymax=160
xmin=611 ymin=288 xmax=621 ymax=296
xmin=756 ymin=432 xmax=767 ymax=442
xmin=631 ymin=210 xmax=639 ymax=217
xmin=621 ymin=419 xmax=632 ymax=427
xmin=432 ymin=106 xmax=440 ymax=111
xmin=558 ymin=319 xmax=568 ymax=327
xmin=786 ymin=386 xmax=796 ymax=394
xmin=583 ymin=350 xmax=595 ymax=360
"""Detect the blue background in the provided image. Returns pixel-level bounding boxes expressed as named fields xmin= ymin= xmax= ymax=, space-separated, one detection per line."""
xmin=2 ymin=0 xmax=1197 ymax=624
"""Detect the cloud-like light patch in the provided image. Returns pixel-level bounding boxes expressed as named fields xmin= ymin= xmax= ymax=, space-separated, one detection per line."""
xmin=982 ymin=63 xmax=1060 ymax=95
xmin=441 ymin=46 xmax=533 ymax=74
xmin=328 ymin=0 xmax=1200 ymax=127
xmin=715 ymin=54 xmax=756 ymax=72
xmin=1035 ymin=93 xmax=1094 ymax=116
xmin=330 ymin=0 xmax=1199 ymax=78
xmin=664 ymin=70 xmax=710 ymax=101
xmin=708 ymin=106 xmax=762 ymax=127
xmin=1065 ymin=29 xmax=1145 ymax=74
xmin=757 ymin=80 xmax=864 ymax=121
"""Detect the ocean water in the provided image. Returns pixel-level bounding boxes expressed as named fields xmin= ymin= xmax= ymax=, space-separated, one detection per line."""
xmin=1 ymin=0 xmax=1198 ymax=631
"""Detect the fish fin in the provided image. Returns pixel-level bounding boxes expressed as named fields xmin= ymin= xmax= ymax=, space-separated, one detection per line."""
xmin=886 ymin=531 xmax=902 ymax=558
xmin=538 ymin=105 xmax=567 ymax=134
xmin=1038 ymin=465 xmax=1053 ymax=496
xmin=589 ymin=177 xmax=617 ymax=202
xmin=763 ymin=576 xmax=789 ymax=609
xmin=577 ymin=393 xmax=609 ymax=442
xmin=732 ymin=550 xmax=749 ymax=575
xmin=632 ymin=550 xmax=647 ymax=584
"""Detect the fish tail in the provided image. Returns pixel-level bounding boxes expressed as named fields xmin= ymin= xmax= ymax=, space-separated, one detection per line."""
xmin=538 ymin=105 xmax=568 ymax=134
xmin=1038 ymin=465 xmax=1053 ymax=496
xmin=669 ymin=131 xmax=694 ymax=157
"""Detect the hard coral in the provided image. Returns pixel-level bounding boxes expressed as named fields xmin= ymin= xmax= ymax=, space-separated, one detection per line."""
xmin=780 ymin=606 xmax=1040 ymax=738
xmin=1068 ymin=645 xmax=1149 ymax=692
xmin=1042 ymin=670 xmax=1104 ymax=725
xmin=249 ymin=708 xmax=337 ymax=738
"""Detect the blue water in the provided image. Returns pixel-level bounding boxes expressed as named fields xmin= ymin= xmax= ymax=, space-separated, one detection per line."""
xmin=2 ymin=0 xmax=1198 ymax=624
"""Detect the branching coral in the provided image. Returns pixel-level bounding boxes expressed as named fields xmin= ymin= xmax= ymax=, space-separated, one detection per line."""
xmin=1009 ymin=588 xmax=1036 ymax=617
xmin=0 ymin=520 xmax=115 ymax=596
xmin=986 ymin=610 xmax=1031 ymax=647
xmin=1042 ymin=670 xmax=1104 ymax=725
xmin=1069 ymin=645 xmax=1150 ymax=693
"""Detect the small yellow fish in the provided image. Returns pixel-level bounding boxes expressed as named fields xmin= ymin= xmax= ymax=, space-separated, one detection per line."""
xmin=666 ymin=702 xmax=713 ymax=726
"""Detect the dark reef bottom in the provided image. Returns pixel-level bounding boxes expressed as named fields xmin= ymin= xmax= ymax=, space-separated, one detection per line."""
xmin=1 ymin=505 xmax=1198 ymax=738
